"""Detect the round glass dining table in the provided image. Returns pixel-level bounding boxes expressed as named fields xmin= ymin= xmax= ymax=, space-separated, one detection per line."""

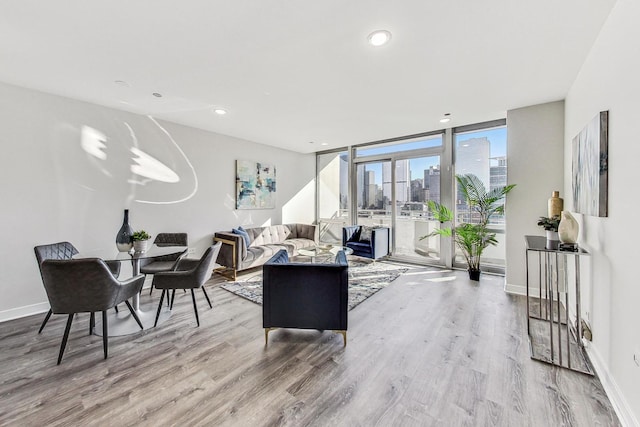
xmin=75 ymin=245 xmax=187 ymax=336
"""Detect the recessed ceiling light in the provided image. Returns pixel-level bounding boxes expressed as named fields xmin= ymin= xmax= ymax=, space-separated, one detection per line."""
xmin=367 ymin=30 xmax=392 ymax=47
xmin=114 ymin=80 xmax=130 ymax=87
xmin=439 ymin=113 xmax=452 ymax=123
xmin=152 ymin=92 xmax=162 ymax=98
xmin=320 ymin=142 xmax=329 ymax=146
xmin=214 ymin=108 xmax=227 ymax=115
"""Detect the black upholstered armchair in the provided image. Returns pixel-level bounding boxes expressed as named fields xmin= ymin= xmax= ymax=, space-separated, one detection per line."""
xmin=152 ymin=242 xmax=221 ymax=327
xmin=34 ymin=241 xmax=121 ymax=334
xmin=342 ymin=225 xmax=390 ymax=260
xmin=263 ymin=249 xmax=349 ymax=345
xmin=40 ymin=258 xmax=145 ymax=364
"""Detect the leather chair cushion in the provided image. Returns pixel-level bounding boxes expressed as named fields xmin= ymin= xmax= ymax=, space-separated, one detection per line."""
xmin=141 ymin=261 xmax=177 ymax=274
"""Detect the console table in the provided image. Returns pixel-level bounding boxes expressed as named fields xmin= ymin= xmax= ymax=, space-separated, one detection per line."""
xmin=524 ymin=235 xmax=593 ymax=375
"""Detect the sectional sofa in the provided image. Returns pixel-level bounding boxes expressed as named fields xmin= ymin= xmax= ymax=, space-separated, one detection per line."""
xmin=214 ymin=223 xmax=317 ymax=279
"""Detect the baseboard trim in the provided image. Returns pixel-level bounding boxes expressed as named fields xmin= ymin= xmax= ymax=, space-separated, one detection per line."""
xmin=0 ymin=302 xmax=49 ymax=323
xmin=586 ymin=344 xmax=639 ymax=427
xmin=504 ymin=282 xmax=526 ymax=295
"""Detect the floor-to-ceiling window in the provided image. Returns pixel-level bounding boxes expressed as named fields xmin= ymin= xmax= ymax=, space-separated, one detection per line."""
xmin=453 ymin=120 xmax=507 ymax=272
xmin=317 ymin=119 xmax=508 ymax=272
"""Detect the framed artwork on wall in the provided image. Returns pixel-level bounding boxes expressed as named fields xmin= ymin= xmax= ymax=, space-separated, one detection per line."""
xmin=572 ymin=110 xmax=608 ymax=217
xmin=236 ymin=160 xmax=276 ymax=209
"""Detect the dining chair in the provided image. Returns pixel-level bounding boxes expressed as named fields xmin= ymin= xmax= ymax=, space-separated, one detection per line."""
xmin=34 ymin=242 xmax=122 ymax=334
xmin=152 ymin=242 xmax=221 ymax=327
xmin=141 ymin=233 xmax=188 ymax=295
xmin=40 ymin=258 xmax=145 ymax=364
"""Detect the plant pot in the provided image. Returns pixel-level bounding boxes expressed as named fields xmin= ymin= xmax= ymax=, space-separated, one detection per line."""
xmin=133 ymin=239 xmax=150 ymax=253
xmin=468 ymin=268 xmax=480 ymax=281
xmin=545 ymin=230 xmax=559 ymax=249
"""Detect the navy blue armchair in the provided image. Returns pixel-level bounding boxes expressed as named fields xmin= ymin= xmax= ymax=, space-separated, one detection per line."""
xmin=342 ymin=226 xmax=390 ymax=260
xmin=263 ymin=249 xmax=348 ymax=345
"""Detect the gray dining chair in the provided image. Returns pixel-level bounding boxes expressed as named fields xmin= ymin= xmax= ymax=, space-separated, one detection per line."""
xmin=141 ymin=233 xmax=188 ymax=295
xmin=40 ymin=258 xmax=145 ymax=364
xmin=152 ymin=243 xmax=221 ymax=327
xmin=34 ymin=242 xmax=122 ymax=334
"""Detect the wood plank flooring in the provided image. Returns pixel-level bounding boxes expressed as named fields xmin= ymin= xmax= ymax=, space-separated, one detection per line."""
xmin=0 ymin=263 xmax=620 ymax=426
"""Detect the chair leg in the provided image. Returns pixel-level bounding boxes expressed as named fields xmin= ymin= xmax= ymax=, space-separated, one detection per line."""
xmin=170 ymin=290 xmax=176 ymax=310
xmin=38 ymin=309 xmax=53 ymax=334
xmin=154 ymin=289 xmax=166 ymax=327
xmin=58 ymin=314 xmax=74 ymax=365
xmin=89 ymin=312 xmax=95 ymax=335
xmin=191 ymin=289 xmax=200 ymax=327
xmin=202 ymin=287 xmax=212 ymax=309
xmin=114 ymin=305 xmax=119 ymax=313
xmin=124 ymin=300 xmax=143 ymax=330
xmin=102 ymin=311 xmax=108 ymax=359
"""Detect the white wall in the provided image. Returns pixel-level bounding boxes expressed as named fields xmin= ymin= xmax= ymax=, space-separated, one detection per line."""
xmin=505 ymin=101 xmax=565 ymax=293
xmin=0 ymin=82 xmax=315 ymax=321
xmin=565 ymin=0 xmax=640 ymax=424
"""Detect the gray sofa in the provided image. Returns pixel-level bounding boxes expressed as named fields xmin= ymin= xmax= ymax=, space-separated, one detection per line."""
xmin=214 ymin=224 xmax=317 ymax=279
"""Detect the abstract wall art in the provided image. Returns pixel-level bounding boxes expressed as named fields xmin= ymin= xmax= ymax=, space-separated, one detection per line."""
xmin=236 ymin=160 xmax=276 ymax=209
xmin=572 ymin=111 xmax=608 ymax=217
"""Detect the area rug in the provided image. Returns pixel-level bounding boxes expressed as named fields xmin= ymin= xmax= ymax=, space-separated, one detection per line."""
xmin=221 ymin=260 xmax=409 ymax=310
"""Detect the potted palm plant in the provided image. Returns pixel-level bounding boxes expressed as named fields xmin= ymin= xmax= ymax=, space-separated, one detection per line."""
xmin=422 ymin=174 xmax=516 ymax=281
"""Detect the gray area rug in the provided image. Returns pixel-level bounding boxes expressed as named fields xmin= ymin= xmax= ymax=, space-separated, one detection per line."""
xmin=221 ymin=260 xmax=408 ymax=311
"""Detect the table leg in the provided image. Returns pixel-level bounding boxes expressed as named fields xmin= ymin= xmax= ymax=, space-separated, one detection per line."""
xmin=94 ymin=257 xmax=171 ymax=336
xmin=546 ymin=252 xmax=554 ymax=363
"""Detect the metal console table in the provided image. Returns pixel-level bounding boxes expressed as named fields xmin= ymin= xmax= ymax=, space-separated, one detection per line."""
xmin=524 ymin=235 xmax=593 ymax=375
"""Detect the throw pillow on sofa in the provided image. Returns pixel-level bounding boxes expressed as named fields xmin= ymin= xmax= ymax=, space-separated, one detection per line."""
xmin=232 ymin=227 xmax=251 ymax=247
xmin=359 ymin=226 xmax=373 ymax=243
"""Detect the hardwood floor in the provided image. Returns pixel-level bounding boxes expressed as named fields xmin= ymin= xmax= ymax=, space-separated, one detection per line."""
xmin=0 ymin=264 xmax=620 ymax=426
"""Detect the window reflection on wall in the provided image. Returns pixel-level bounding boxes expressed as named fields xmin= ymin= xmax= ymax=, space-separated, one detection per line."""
xmin=76 ymin=116 xmax=197 ymax=204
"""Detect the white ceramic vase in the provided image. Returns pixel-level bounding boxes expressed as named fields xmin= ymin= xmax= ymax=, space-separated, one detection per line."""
xmin=558 ymin=211 xmax=579 ymax=244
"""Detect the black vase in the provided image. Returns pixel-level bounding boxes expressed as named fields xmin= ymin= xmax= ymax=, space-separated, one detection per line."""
xmin=116 ymin=209 xmax=133 ymax=252
xmin=468 ymin=268 xmax=481 ymax=281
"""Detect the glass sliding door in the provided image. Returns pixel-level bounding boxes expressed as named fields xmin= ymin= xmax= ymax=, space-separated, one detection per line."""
xmin=394 ymin=155 xmax=442 ymax=263
xmin=355 ymin=161 xmax=392 ymax=229
xmin=352 ymin=133 xmax=446 ymax=266
xmin=317 ymin=150 xmax=349 ymax=245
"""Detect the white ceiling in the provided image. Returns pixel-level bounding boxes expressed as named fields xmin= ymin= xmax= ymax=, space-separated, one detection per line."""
xmin=0 ymin=1 xmax=617 ymax=153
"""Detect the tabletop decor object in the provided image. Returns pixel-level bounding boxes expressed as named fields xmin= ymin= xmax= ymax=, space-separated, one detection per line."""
xmin=132 ymin=230 xmax=152 ymax=253
xmin=558 ymin=211 xmax=579 ymax=244
xmin=116 ymin=209 xmax=134 ymax=252
xmin=548 ymin=190 xmax=563 ymax=218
